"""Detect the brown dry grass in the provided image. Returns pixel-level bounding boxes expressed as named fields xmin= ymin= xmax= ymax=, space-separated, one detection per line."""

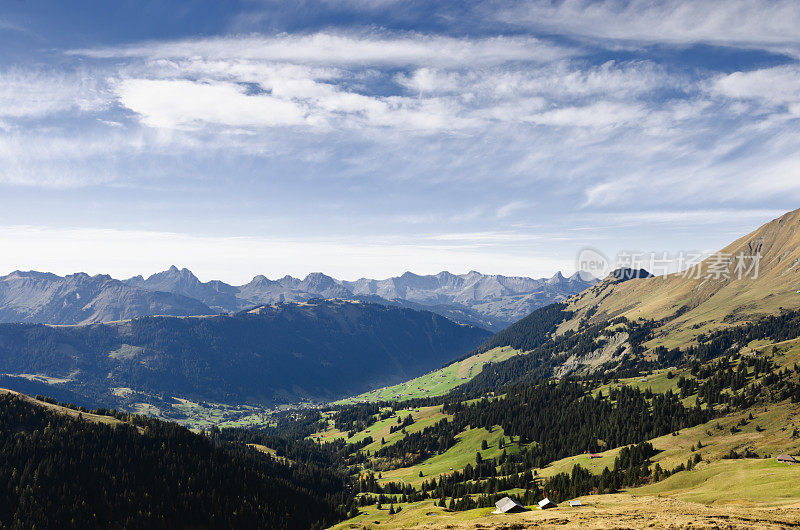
xmin=339 ymin=495 xmax=800 ymax=529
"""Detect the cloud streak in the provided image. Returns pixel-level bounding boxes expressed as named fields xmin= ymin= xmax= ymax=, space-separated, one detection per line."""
xmin=72 ymin=32 xmax=573 ymax=66
xmin=497 ymin=0 xmax=800 ymax=51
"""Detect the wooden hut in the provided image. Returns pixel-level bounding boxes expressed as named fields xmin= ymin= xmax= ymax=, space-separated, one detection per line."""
xmin=538 ymin=497 xmax=558 ymax=509
xmin=493 ymin=496 xmax=529 ymax=514
xmin=777 ymin=454 xmax=798 ymax=464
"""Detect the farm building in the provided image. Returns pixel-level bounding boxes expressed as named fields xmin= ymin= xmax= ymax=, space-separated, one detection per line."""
xmin=777 ymin=454 xmax=798 ymax=464
xmin=493 ymin=497 xmax=529 ymax=514
xmin=589 ymin=453 xmax=601 ymax=458
xmin=538 ymin=498 xmax=558 ymax=509
xmin=569 ymin=500 xmax=583 ymax=507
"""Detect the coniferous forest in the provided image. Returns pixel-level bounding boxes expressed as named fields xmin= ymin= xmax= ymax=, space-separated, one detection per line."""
xmin=0 ymin=394 xmax=347 ymax=529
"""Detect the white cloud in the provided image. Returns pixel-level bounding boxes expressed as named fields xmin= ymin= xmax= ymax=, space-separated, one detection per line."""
xmin=72 ymin=32 xmax=572 ymax=67
xmin=0 ymin=131 xmax=135 ymax=187
xmin=0 ymin=26 xmax=796 ymax=223
xmin=497 ymin=0 xmax=800 ymax=50
xmin=117 ymin=79 xmax=308 ymax=129
xmin=396 ymin=60 xmax=674 ymax=100
xmin=711 ymin=65 xmax=800 ymax=112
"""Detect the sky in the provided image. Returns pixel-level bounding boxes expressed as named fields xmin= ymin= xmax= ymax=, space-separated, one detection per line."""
xmin=0 ymin=0 xmax=799 ymax=284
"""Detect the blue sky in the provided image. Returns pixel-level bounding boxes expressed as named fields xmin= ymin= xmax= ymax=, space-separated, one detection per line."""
xmin=1 ymin=0 xmax=799 ymax=283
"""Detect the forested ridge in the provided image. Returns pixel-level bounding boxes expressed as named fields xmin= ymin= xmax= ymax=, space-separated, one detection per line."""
xmin=0 ymin=299 xmax=490 ymax=407
xmin=371 ymin=380 xmax=709 ymax=470
xmin=0 ymin=393 xmax=349 ymax=529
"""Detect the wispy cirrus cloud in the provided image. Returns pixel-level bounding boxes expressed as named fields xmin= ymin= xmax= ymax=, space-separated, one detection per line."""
xmin=71 ymin=32 xmax=574 ymax=66
xmin=0 ymin=5 xmax=798 ymax=282
xmin=711 ymin=65 xmax=800 ymax=114
xmin=496 ymin=0 xmax=800 ymax=51
xmin=0 ymin=68 xmax=108 ymax=119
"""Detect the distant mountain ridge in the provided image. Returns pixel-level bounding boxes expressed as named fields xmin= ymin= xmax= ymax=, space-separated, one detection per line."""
xmin=0 ymin=299 xmax=491 ymax=406
xmin=124 ymin=266 xmax=595 ymax=330
xmin=0 ymin=267 xmax=596 ymax=329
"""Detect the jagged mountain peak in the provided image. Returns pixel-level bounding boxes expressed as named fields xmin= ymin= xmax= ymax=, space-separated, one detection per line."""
xmin=245 ymin=274 xmax=273 ymax=286
xmin=569 ymin=271 xmax=595 ymax=282
xmin=157 ymin=265 xmax=197 ymax=279
xmin=0 ymin=269 xmax=214 ymax=325
xmin=6 ymin=270 xmax=61 ymax=281
xmin=303 ymin=271 xmax=336 ymax=281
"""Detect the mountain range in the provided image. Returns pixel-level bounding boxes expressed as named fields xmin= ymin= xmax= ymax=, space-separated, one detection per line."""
xmin=0 ymin=267 xmax=596 ymax=330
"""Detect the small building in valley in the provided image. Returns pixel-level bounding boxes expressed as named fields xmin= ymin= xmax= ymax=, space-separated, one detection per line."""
xmin=538 ymin=498 xmax=558 ymax=510
xmin=589 ymin=453 xmax=601 ymax=459
xmin=493 ymin=497 xmax=529 ymax=514
xmin=569 ymin=499 xmax=583 ymax=507
xmin=777 ymin=454 xmax=798 ymax=464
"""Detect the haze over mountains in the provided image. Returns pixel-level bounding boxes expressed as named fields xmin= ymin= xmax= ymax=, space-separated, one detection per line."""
xmin=0 ymin=267 xmax=596 ymax=330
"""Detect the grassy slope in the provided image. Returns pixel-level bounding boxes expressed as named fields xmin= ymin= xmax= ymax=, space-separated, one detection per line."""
xmin=311 ymin=406 xmax=452 ymax=447
xmin=328 ymin=500 xmax=493 ymax=529
xmin=561 ymin=208 xmax=800 ymax=349
xmin=129 ymin=396 xmax=273 ymax=431
xmin=636 ymin=458 xmax=800 ymax=505
xmin=537 ymin=398 xmax=800 ymax=481
xmin=591 ymin=367 xmax=683 ymax=397
xmin=335 ymin=347 xmax=521 ymax=405
xmin=379 ymin=426 xmax=521 ymax=486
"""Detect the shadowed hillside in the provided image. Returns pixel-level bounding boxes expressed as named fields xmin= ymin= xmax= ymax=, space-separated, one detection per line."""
xmin=0 ymin=299 xmax=490 ymax=408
